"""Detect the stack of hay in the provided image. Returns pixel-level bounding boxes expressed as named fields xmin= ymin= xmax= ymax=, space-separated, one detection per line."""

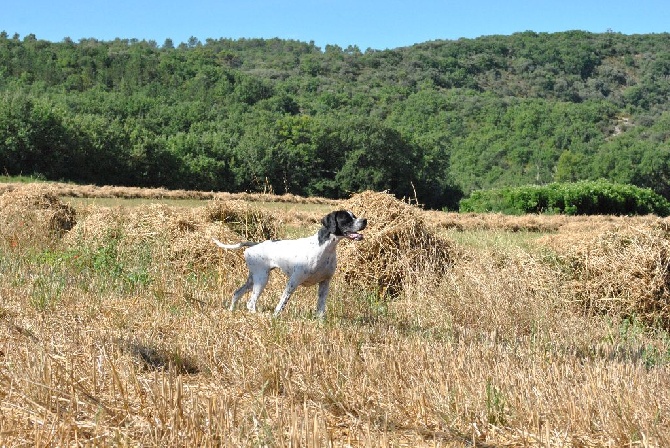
xmin=0 ymin=186 xmax=76 ymax=248
xmin=64 ymin=199 xmax=279 ymax=273
xmin=178 ymin=199 xmax=279 ymax=272
xmin=203 ymin=199 xmax=279 ymax=243
xmin=539 ymin=219 xmax=670 ymax=328
xmin=338 ymin=191 xmax=454 ymax=299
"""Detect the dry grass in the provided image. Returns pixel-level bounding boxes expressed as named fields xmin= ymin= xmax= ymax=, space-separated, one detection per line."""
xmin=1 ymin=184 xmax=670 ymax=447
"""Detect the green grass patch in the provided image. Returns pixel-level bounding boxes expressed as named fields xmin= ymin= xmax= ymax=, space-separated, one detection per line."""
xmin=0 ymin=174 xmax=48 ymax=183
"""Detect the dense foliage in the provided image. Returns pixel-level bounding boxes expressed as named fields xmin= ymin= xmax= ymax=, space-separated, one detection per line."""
xmin=459 ymin=180 xmax=670 ymax=216
xmin=1 ymin=30 xmax=670 ymax=209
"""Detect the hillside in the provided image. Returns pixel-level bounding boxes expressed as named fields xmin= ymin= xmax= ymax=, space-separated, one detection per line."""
xmin=1 ymin=30 xmax=670 ymax=208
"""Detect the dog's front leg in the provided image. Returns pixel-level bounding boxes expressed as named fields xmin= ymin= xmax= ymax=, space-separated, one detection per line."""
xmin=315 ymin=280 xmax=330 ymax=317
xmin=273 ymin=277 xmax=300 ymax=316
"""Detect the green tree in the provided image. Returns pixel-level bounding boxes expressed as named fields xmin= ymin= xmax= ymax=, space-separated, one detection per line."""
xmin=335 ymin=119 xmax=420 ymax=198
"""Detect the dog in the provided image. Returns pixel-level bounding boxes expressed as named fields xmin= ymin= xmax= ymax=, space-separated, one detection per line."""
xmin=212 ymin=210 xmax=367 ymax=317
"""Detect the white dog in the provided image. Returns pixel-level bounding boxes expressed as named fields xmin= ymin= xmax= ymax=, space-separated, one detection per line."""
xmin=213 ymin=210 xmax=367 ymax=317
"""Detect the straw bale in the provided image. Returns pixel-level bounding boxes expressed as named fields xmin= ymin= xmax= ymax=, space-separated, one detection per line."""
xmin=65 ymin=205 xmax=178 ymax=248
xmin=64 ymin=204 xmax=245 ymax=273
xmin=171 ymin=221 xmax=245 ymax=273
xmin=339 ymin=191 xmax=454 ymax=298
xmin=0 ymin=186 xmax=76 ymax=247
xmin=539 ymin=220 xmax=670 ymax=328
xmin=203 ymin=199 xmax=279 ymax=242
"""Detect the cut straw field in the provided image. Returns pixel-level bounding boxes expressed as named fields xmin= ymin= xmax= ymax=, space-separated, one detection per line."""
xmin=1 ymin=183 xmax=669 ymax=447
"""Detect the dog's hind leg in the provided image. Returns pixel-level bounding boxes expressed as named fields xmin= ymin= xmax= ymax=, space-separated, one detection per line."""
xmin=246 ymin=271 xmax=270 ymax=312
xmin=230 ymin=275 xmax=252 ymax=311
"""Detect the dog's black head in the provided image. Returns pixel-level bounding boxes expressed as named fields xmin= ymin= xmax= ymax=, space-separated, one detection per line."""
xmin=318 ymin=210 xmax=367 ymax=245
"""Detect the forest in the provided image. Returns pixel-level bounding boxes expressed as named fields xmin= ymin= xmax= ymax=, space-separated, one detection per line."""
xmin=1 ymin=30 xmax=670 ymax=209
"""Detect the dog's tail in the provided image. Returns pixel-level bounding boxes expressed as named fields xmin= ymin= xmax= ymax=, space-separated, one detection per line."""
xmin=212 ymin=238 xmax=259 ymax=250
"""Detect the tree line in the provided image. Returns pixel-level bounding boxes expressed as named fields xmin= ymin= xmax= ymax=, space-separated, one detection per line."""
xmin=1 ymin=30 xmax=670 ymax=209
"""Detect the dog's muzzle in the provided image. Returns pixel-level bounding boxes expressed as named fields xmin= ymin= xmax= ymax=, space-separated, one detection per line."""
xmin=346 ymin=218 xmax=367 ymax=240
xmin=346 ymin=232 xmax=364 ymax=241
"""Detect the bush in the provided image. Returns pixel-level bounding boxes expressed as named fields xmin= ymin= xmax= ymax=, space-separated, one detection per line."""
xmin=459 ymin=180 xmax=670 ymax=216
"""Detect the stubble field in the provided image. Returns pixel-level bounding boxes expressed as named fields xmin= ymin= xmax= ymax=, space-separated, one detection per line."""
xmin=1 ymin=182 xmax=669 ymax=447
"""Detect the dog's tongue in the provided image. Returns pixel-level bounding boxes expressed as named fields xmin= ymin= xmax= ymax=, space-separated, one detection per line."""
xmin=347 ymin=233 xmax=364 ymax=241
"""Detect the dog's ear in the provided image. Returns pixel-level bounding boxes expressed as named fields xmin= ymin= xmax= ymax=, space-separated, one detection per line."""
xmin=321 ymin=211 xmax=338 ymax=233
xmin=318 ymin=211 xmax=339 ymax=244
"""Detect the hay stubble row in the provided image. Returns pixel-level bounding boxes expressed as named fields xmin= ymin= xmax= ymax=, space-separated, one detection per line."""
xmin=1 ymin=183 xmax=669 ymax=446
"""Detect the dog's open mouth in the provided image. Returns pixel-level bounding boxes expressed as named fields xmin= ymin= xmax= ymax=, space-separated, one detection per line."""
xmin=346 ymin=232 xmax=364 ymax=241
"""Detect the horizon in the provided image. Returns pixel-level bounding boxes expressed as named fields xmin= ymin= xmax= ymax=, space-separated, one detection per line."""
xmin=4 ymin=0 xmax=669 ymax=52
xmin=2 ymin=28 xmax=667 ymax=52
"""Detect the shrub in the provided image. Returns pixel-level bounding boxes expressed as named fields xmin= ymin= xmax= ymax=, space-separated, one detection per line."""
xmin=459 ymin=180 xmax=670 ymax=216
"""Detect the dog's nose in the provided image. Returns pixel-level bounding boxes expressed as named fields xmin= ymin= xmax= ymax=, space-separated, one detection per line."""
xmin=359 ymin=218 xmax=368 ymax=229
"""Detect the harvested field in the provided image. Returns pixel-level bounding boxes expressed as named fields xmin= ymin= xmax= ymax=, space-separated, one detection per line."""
xmin=1 ymin=183 xmax=669 ymax=447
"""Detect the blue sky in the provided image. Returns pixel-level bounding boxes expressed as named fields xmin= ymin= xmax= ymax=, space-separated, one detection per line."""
xmin=3 ymin=0 xmax=669 ymax=50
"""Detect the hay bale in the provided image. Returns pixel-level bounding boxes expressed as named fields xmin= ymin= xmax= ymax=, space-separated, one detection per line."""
xmin=539 ymin=220 xmax=670 ymax=328
xmin=339 ymin=191 xmax=454 ymax=298
xmin=171 ymin=221 xmax=245 ymax=274
xmin=0 ymin=186 xmax=76 ymax=248
xmin=203 ymin=199 xmax=279 ymax=242
xmin=65 ymin=204 xmax=246 ymax=273
xmin=65 ymin=205 xmax=178 ymax=249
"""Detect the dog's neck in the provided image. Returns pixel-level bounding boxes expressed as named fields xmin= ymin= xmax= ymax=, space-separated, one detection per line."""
xmin=317 ymin=227 xmax=342 ymax=246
